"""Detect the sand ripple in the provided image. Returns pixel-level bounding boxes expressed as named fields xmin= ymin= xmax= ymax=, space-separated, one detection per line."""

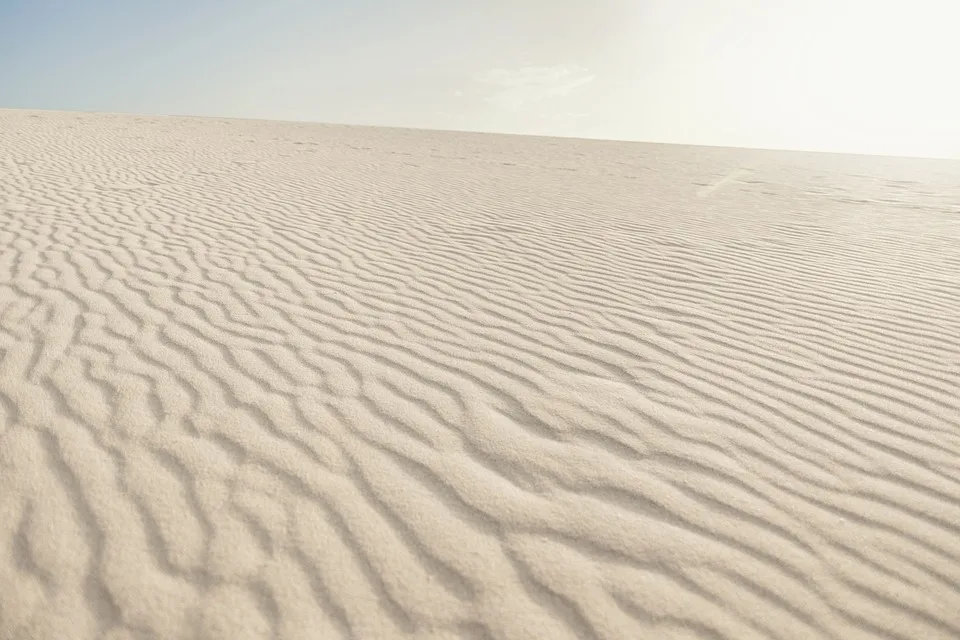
xmin=1 ymin=109 xmax=959 ymax=639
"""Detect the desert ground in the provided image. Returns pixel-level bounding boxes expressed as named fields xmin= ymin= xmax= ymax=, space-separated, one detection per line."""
xmin=0 ymin=108 xmax=958 ymax=640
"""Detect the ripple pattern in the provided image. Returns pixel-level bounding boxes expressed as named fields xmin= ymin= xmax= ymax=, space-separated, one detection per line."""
xmin=1 ymin=109 xmax=960 ymax=640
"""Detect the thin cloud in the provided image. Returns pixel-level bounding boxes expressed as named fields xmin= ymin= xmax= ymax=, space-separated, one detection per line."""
xmin=471 ymin=64 xmax=595 ymax=113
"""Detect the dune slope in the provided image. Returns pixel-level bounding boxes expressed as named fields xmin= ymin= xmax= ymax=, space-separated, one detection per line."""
xmin=1 ymin=109 xmax=959 ymax=640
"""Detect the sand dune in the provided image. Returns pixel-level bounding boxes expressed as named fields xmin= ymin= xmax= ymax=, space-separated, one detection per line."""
xmin=0 ymin=108 xmax=958 ymax=639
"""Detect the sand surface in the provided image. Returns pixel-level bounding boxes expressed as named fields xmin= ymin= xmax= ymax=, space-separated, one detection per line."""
xmin=1 ymin=109 xmax=959 ymax=640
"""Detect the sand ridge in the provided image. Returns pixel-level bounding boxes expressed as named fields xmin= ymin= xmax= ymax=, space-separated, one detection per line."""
xmin=0 ymin=108 xmax=959 ymax=639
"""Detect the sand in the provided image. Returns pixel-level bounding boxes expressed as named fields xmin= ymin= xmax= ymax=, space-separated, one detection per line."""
xmin=0 ymin=108 xmax=958 ymax=640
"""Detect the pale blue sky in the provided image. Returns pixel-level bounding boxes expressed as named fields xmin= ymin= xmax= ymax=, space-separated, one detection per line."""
xmin=2 ymin=0 xmax=958 ymax=158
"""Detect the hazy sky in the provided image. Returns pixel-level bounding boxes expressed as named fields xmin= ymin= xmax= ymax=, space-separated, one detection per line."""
xmin=2 ymin=0 xmax=958 ymax=158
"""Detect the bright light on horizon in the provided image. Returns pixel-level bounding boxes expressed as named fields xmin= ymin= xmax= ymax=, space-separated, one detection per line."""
xmin=621 ymin=1 xmax=959 ymax=158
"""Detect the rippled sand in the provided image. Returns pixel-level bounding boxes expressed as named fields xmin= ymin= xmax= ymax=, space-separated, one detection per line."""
xmin=1 ymin=108 xmax=959 ymax=640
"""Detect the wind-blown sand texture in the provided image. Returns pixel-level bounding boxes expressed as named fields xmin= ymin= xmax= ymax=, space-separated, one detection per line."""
xmin=1 ymin=109 xmax=959 ymax=640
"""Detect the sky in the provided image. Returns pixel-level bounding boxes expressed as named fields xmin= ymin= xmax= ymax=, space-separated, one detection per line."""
xmin=1 ymin=0 xmax=958 ymax=158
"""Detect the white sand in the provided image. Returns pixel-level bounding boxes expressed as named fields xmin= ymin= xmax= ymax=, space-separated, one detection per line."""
xmin=0 ymin=108 xmax=958 ymax=640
